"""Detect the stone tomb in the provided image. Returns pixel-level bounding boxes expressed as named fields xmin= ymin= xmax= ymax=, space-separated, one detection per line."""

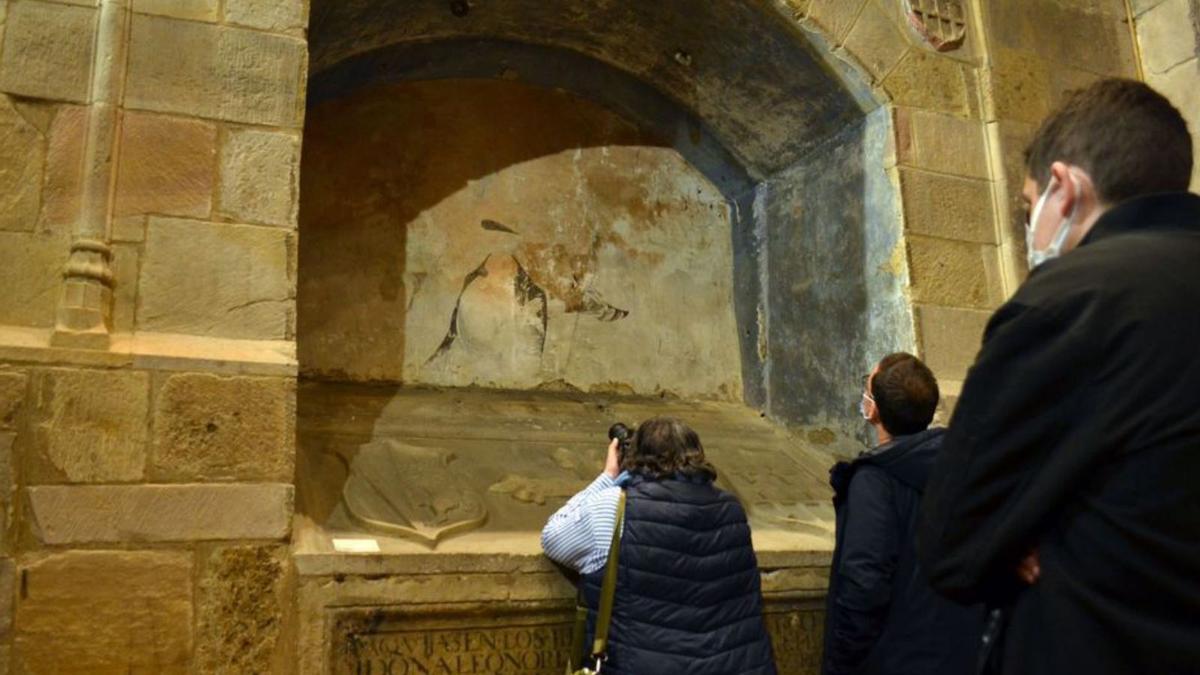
xmin=295 ymin=385 xmax=835 ymax=674
xmin=293 ymin=4 xmax=905 ymax=672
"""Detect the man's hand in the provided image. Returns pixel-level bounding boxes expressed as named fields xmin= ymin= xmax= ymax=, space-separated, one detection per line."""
xmin=1016 ymin=549 xmax=1041 ymax=585
xmin=604 ymin=438 xmax=621 ymax=479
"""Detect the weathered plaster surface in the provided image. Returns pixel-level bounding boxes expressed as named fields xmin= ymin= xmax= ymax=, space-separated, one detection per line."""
xmin=299 ymin=79 xmax=743 ymax=400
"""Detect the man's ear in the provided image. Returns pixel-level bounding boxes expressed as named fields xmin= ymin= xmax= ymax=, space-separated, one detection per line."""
xmin=1048 ymin=161 xmax=1078 ymax=218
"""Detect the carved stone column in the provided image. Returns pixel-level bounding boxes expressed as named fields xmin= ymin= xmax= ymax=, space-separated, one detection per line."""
xmin=52 ymin=0 xmax=132 ymax=349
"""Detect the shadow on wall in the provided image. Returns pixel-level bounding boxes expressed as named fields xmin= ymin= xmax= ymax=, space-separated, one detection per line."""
xmin=298 ymin=78 xmax=744 ymax=400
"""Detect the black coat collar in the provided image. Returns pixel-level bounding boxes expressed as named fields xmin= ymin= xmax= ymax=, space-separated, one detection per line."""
xmin=1082 ymin=192 xmax=1200 ymax=247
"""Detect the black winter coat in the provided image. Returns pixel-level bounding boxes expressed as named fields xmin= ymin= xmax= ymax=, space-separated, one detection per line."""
xmin=823 ymin=428 xmax=984 ymax=675
xmin=581 ymin=474 xmax=777 ymax=675
xmin=919 ymin=192 xmax=1200 ymax=675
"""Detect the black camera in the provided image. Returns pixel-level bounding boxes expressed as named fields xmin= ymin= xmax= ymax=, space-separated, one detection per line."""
xmin=608 ymin=422 xmax=633 ymax=460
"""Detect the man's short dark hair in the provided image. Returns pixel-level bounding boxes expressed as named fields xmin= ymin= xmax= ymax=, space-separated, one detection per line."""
xmin=623 ymin=416 xmax=717 ymax=481
xmin=1025 ymin=78 xmax=1192 ymax=203
xmin=870 ymin=353 xmax=939 ymax=437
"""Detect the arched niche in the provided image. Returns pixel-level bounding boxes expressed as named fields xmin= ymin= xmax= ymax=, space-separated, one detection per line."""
xmin=301 ymin=0 xmax=912 ymax=423
xmin=295 ymin=0 xmax=914 ymax=549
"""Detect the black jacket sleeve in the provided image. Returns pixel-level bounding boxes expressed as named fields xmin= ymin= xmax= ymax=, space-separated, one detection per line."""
xmin=824 ymin=467 xmax=898 ymax=675
xmin=917 ymin=298 xmax=1101 ymax=603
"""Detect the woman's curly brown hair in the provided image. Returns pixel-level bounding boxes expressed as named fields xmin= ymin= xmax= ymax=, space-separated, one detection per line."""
xmin=621 ymin=416 xmax=717 ymax=481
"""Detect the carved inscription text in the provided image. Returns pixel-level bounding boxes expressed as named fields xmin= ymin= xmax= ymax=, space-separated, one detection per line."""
xmin=338 ymin=616 xmax=573 ymax=675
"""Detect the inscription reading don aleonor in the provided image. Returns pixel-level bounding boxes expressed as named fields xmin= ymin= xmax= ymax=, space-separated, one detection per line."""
xmin=338 ymin=617 xmax=574 ymax=675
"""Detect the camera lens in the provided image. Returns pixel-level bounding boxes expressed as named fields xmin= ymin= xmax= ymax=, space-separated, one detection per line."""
xmin=608 ymin=423 xmax=631 ymax=441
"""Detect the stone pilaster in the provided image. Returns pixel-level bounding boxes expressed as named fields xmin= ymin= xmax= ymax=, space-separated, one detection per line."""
xmin=52 ymin=0 xmax=134 ymax=349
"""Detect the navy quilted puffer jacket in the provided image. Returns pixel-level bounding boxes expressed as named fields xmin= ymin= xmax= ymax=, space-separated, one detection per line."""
xmin=581 ymin=473 xmax=777 ymax=675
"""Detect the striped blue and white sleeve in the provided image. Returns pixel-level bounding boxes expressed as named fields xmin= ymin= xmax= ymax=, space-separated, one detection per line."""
xmin=541 ymin=473 xmax=622 ymax=575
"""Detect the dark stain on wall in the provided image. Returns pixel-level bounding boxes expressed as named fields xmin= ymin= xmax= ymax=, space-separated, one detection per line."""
xmin=762 ymin=123 xmax=870 ymax=433
xmin=481 ymin=219 xmax=518 ymax=235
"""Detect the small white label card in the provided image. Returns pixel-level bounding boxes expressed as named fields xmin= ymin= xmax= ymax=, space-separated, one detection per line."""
xmin=332 ymin=537 xmax=381 ymax=553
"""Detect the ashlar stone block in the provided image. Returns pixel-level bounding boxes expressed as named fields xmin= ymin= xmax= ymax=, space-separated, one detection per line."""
xmin=133 ymin=0 xmax=219 ymax=22
xmin=987 ymin=48 xmax=1053 ymax=126
xmin=0 ymin=230 xmax=71 ymax=328
xmin=899 ymin=168 xmax=996 ymax=244
xmin=219 ymin=128 xmax=300 ymax=227
xmin=804 ymin=0 xmax=867 ymax=45
xmin=111 ymin=242 xmax=140 ymax=333
xmin=40 ymin=104 xmax=88 ymax=227
xmin=906 ymin=235 xmax=1001 ymax=309
xmin=914 ymin=303 xmax=992 ymax=379
xmin=883 ymin=49 xmax=973 ymax=117
xmin=224 ymin=0 xmax=307 ymax=35
xmin=895 ymin=107 xmax=989 ymax=179
xmin=1044 ymin=2 xmax=1137 ymax=77
xmin=0 ymin=431 xmax=13 ymax=554
xmin=197 ymin=545 xmax=288 ymax=674
xmin=0 ymin=557 xmax=12 ymax=640
xmin=151 ymin=373 xmax=295 ymax=482
xmin=0 ymin=372 xmax=26 ymax=431
xmin=14 ymin=551 xmax=192 ymax=673
xmin=0 ymin=96 xmax=44 ymax=233
xmin=842 ymin=0 xmax=909 ymax=82
xmin=26 ymin=483 xmax=293 ymax=543
xmin=1133 ymin=0 xmax=1170 ymax=12
xmin=1147 ymin=63 xmax=1200 ymax=190
xmin=26 ymin=368 xmax=149 ymax=483
xmin=114 ymin=111 xmax=216 ymax=219
xmin=139 ymin=216 xmax=292 ymax=339
xmin=0 ymin=1 xmax=96 ymax=104
xmin=125 ymin=14 xmax=305 ymax=127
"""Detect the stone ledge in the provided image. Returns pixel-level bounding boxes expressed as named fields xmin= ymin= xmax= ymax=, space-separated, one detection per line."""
xmin=27 ymin=483 xmax=293 ymax=544
xmin=0 ymin=325 xmax=296 ymax=376
xmin=292 ymin=523 xmax=832 ymax=578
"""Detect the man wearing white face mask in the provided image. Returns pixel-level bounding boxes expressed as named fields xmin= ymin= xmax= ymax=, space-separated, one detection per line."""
xmin=918 ymin=78 xmax=1200 ymax=675
xmin=823 ymin=354 xmax=983 ymax=675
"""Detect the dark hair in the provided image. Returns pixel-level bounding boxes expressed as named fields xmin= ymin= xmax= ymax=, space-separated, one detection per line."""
xmin=621 ymin=416 xmax=717 ymax=481
xmin=870 ymin=353 xmax=939 ymax=436
xmin=1025 ymin=78 xmax=1192 ymax=203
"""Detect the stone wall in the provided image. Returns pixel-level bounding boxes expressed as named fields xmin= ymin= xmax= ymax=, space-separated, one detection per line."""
xmin=0 ymin=362 xmax=297 ymax=671
xmin=1135 ymin=0 xmax=1200 ymax=189
xmin=0 ymin=0 xmax=306 ymax=671
xmin=915 ymin=0 xmax=1139 ymax=414
xmin=791 ymin=0 xmax=1008 ymax=422
xmin=0 ymin=0 xmax=1173 ymax=672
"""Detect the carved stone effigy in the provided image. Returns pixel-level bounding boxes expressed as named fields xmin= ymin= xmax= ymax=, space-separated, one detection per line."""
xmin=300 ymin=383 xmax=837 ymax=674
xmin=303 ymin=384 xmax=837 ymax=551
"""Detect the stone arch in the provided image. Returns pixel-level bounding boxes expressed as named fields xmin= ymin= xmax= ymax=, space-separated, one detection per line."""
xmin=301 ymin=0 xmax=914 ymax=442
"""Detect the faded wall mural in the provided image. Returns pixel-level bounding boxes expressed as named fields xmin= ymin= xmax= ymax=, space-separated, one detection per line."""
xmin=299 ymin=79 xmax=743 ymax=400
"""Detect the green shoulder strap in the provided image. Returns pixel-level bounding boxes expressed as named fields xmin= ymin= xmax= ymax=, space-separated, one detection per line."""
xmin=591 ymin=489 xmax=626 ymax=659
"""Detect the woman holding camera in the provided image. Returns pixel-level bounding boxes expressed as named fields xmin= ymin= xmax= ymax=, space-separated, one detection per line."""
xmin=542 ymin=416 xmax=777 ymax=675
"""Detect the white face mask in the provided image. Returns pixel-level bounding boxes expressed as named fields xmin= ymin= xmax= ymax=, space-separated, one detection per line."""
xmin=860 ymin=392 xmax=874 ymax=420
xmin=1025 ymin=177 xmax=1078 ymax=270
